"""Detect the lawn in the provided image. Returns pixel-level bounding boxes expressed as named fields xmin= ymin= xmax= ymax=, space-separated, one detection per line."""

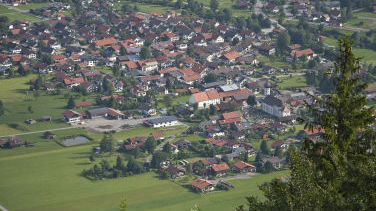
xmin=115 ymin=0 xmax=175 ymax=14
xmin=278 ymin=75 xmax=308 ymax=90
xmin=323 ymin=37 xmax=338 ymax=47
xmin=353 ymin=48 xmax=376 ymax=65
xmin=0 ymin=5 xmax=40 ymax=22
xmin=354 ymin=12 xmax=376 ymax=18
xmin=0 ymin=139 xmax=288 ymax=211
xmin=0 ymin=74 xmax=36 ymax=102
xmin=17 ymin=3 xmax=49 ymax=10
xmin=344 ymin=18 xmax=373 ymax=29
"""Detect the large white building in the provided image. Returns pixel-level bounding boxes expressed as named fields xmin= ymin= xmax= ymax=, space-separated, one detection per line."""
xmin=189 ymin=89 xmax=221 ymax=109
xmin=145 ymin=116 xmax=179 ymax=128
xmin=262 ymin=95 xmax=290 ymax=118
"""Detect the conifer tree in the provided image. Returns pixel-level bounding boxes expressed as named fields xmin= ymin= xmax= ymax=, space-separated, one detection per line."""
xmin=238 ymin=37 xmax=376 ymax=210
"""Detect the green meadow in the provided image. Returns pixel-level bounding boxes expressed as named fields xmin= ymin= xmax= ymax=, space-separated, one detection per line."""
xmin=0 ymin=5 xmax=40 ymax=22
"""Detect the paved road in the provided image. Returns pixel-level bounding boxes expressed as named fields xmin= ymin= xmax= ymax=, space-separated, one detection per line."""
xmin=0 ymin=205 xmax=9 ymax=211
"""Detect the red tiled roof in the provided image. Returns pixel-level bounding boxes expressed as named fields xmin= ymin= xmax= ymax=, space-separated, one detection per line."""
xmin=212 ymin=163 xmax=230 ymax=172
xmin=52 ymin=55 xmax=66 ymax=61
xmin=191 ymin=178 xmax=213 ymax=190
xmin=94 ymin=37 xmax=117 ymax=46
xmin=290 ymin=48 xmax=314 ymax=58
xmin=222 ymin=110 xmax=242 ymax=120
xmin=271 ymin=140 xmax=284 ymax=148
xmin=151 ymin=131 xmax=165 ymax=139
xmin=223 ymin=51 xmax=241 ymax=61
xmin=159 ymin=67 xmax=180 ymax=74
xmin=183 ymin=73 xmax=200 ymax=82
xmin=206 ymin=89 xmax=220 ymax=100
xmin=140 ymin=75 xmax=159 ymax=81
xmin=233 ymin=161 xmax=256 ymax=170
xmin=64 ymin=77 xmax=84 ymax=85
xmin=121 ymin=61 xmax=138 ymax=69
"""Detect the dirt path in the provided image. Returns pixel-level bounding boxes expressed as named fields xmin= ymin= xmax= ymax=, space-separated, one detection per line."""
xmin=0 ymin=205 xmax=8 ymax=211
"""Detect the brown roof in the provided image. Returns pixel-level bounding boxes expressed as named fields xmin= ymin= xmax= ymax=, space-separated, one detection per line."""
xmin=64 ymin=77 xmax=85 ymax=85
xmin=222 ymin=110 xmax=242 ymax=120
xmin=223 ymin=51 xmax=241 ymax=61
xmin=62 ymin=110 xmax=81 ymax=118
xmin=212 ymin=163 xmax=230 ymax=172
xmin=183 ymin=73 xmax=201 ymax=82
xmin=193 ymin=92 xmax=209 ymax=102
xmin=206 ymin=89 xmax=220 ymax=100
xmin=219 ymin=88 xmax=250 ymax=98
xmin=94 ymin=37 xmax=117 ymax=46
xmin=191 ymin=178 xmax=213 ymax=190
xmin=290 ymin=48 xmax=314 ymax=58
xmin=233 ymin=161 xmax=256 ymax=170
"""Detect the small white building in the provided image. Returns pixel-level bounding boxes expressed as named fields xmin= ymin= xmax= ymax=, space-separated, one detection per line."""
xmin=62 ymin=110 xmax=82 ymax=123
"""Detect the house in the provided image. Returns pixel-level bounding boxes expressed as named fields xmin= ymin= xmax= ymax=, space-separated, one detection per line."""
xmin=44 ymin=131 xmax=56 ymax=139
xmin=262 ymin=157 xmax=283 ymax=169
xmin=232 ymin=160 xmax=256 ymax=173
xmin=189 ymin=89 xmax=221 ymax=109
xmin=144 ymin=116 xmax=179 ymax=128
xmin=86 ymin=107 xmax=108 ymax=119
xmin=212 ymin=163 xmax=230 ymax=177
xmin=174 ymin=139 xmax=191 ymax=150
xmin=165 ymin=165 xmax=186 ymax=178
xmin=219 ymin=110 xmax=242 ymax=125
xmin=191 ymin=178 xmax=214 ymax=192
xmin=4 ymin=137 xmax=23 ymax=148
xmin=62 ymin=110 xmax=82 ymax=123
xmin=75 ymin=101 xmax=92 ymax=108
xmin=271 ymin=140 xmax=288 ymax=151
xmin=151 ymin=131 xmax=165 ymax=140
xmin=222 ymin=51 xmax=241 ymax=64
xmin=262 ymin=95 xmax=290 ymax=118
xmin=290 ymin=48 xmax=315 ymax=60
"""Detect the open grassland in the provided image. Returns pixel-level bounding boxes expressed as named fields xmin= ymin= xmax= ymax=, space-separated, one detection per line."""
xmin=278 ymin=75 xmax=307 ymax=90
xmin=354 ymin=12 xmax=376 ymax=18
xmin=353 ymin=48 xmax=376 ymax=65
xmin=344 ymin=17 xmax=373 ymax=29
xmin=0 ymin=74 xmax=35 ymax=102
xmin=115 ymin=0 xmax=175 ymax=14
xmin=0 ymin=5 xmax=40 ymax=22
xmin=17 ymin=3 xmax=49 ymax=10
xmin=0 ymin=138 xmax=288 ymax=211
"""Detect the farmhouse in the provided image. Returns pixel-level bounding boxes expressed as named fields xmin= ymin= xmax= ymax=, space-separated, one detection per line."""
xmin=212 ymin=163 xmax=230 ymax=177
xmin=62 ymin=110 xmax=82 ymax=123
xmin=191 ymin=178 xmax=215 ymax=192
xmin=144 ymin=116 xmax=178 ymax=128
xmin=232 ymin=161 xmax=256 ymax=173
xmin=189 ymin=89 xmax=221 ymax=109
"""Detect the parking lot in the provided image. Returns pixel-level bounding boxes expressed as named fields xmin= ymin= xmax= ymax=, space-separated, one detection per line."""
xmin=76 ymin=116 xmax=162 ymax=133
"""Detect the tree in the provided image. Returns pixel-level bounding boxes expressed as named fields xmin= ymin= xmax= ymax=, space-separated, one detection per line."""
xmin=262 ymin=161 xmax=275 ymax=173
xmin=274 ymin=146 xmax=283 ymax=158
xmin=276 ymin=31 xmax=290 ymax=55
xmin=210 ymin=0 xmax=219 ymax=11
xmin=144 ymin=137 xmax=157 ymax=153
xmin=260 ymin=140 xmax=269 ymax=155
xmin=100 ymin=135 xmax=113 ymax=153
xmin=0 ymin=100 xmax=4 ymax=116
xmin=162 ymin=143 xmax=171 ymax=154
xmin=66 ymin=96 xmax=75 ymax=109
xmin=151 ymin=151 xmax=168 ymax=168
xmin=140 ymin=47 xmax=151 ymax=59
xmin=238 ymin=37 xmax=376 ymax=210
xmin=120 ymin=196 xmax=127 ymax=211
xmin=255 ymin=151 xmax=264 ymax=163
xmin=175 ymin=0 xmax=183 ymax=9
xmin=247 ymin=95 xmax=256 ymax=107
xmin=120 ymin=45 xmax=126 ymax=56
xmin=27 ymin=105 xmax=33 ymax=114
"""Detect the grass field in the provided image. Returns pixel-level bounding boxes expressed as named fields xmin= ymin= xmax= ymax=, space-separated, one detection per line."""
xmin=354 ymin=12 xmax=376 ymax=18
xmin=0 ymin=138 xmax=288 ymax=211
xmin=0 ymin=74 xmax=36 ymax=102
xmin=115 ymin=0 xmax=175 ymax=14
xmin=0 ymin=5 xmax=40 ymax=22
xmin=344 ymin=18 xmax=373 ymax=29
xmin=353 ymin=48 xmax=376 ymax=65
xmin=278 ymin=75 xmax=308 ymax=90
xmin=17 ymin=3 xmax=49 ymax=10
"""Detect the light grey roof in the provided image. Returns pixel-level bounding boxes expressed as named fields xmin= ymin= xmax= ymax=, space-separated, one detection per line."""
xmin=220 ymin=84 xmax=239 ymax=92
